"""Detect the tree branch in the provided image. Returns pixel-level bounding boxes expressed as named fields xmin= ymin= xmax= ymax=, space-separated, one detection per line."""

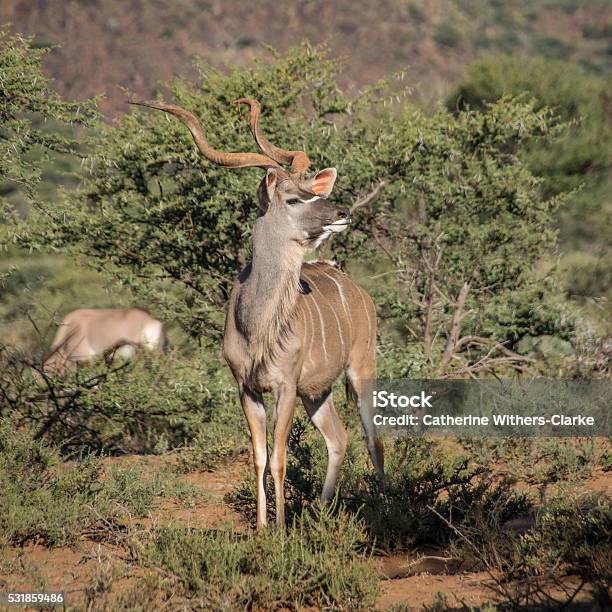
xmin=350 ymin=181 xmax=385 ymax=214
xmin=439 ymin=282 xmax=470 ymax=374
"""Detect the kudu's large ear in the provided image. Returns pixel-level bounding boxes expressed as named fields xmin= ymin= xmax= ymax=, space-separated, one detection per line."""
xmin=308 ymin=168 xmax=337 ymax=198
xmin=256 ymin=168 xmax=278 ymax=214
xmin=265 ymin=168 xmax=278 ymax=201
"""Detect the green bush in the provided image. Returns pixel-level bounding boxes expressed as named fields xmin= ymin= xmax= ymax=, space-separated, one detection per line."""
xmin=447 ymin=54 xmax=611 ymax=258
xmin=0 ymin=419 xmax=101 ymax=546
xmin=130 ymin=506 xmax=378 ymax=610
xmin=0 ymin=345 xmax=245 ymax=458
xmin=524 ymin=493 xmax=611 ymax=581
xmin=500 ymin=493 xmax=612 ymax=606
xmin=0 ymin=418 xmax=213 ymax=546
xmin=434 ymin=23 xmax=463 ymax=48
xmin=0 ymin=30 xmax=96 ymax=217
xmin=103 ymin=463 xmax=166 ymax=517
xmin=227 ymin=420 xmax=531 ymax=551
xmin=0 ymin=419 xmax=141 ymax=546
xmin=533 ymin=35 xmax=575 ymax=60
xmin=563 ymin=251 xmax=612 ymax=300
xmin=6 ymin=45 xmax=573 ymax=376
xmin=447 ymin=53 xmax=611 ymax=346
xmin=175 ymin=418 xmax=247 ymax=472
xmin=461 ymin=437 xmax=600 ymax=487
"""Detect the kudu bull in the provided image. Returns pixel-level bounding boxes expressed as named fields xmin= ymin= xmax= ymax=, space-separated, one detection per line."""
xmin=44 ymin=308 xmax=167 ymax=373
xmin=133 ymin=98 xmax=384 ymax=528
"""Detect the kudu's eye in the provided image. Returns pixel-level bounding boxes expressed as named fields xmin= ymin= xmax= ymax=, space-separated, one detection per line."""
xmin=286 ymin=198 xmax=301 ymax=205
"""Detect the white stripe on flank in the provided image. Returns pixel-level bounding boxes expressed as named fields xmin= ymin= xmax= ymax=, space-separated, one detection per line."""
xmin=357 ymin=287 xmax=372 ymax=348
xmin=306 ymin=272 xmax=346 ymax=359
xmin=314 ymin=272 xmax=347 ymax=357
xmin=321 ymin=269 xmax=353 ymax=337
xmin=303 ymin=299 xmax=315 ymax=369
xmin=329 ymin=300 xmax=345 ymax=357
xmin=302 ymin=273 xmax=328 ymax=362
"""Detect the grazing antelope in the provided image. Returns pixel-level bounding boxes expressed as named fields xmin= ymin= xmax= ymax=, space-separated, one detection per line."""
xmin=43 ymin=308 xmax=168 ymax=374
xmin=132 ymin=98 xmax=384 ymax=528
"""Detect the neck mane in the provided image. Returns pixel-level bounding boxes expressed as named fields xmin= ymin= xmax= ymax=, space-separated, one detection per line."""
xmin=235 ymin=219 xmax=304 ymax=370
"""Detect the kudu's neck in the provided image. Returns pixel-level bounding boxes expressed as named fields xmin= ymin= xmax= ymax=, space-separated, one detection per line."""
xmin=236 ymin=216 xmax=305 ymax=367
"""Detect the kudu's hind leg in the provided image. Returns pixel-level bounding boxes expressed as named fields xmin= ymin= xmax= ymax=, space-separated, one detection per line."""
xmin=240 ymin=388 xmax=269 ymax=529
xmin=302 ymin=391 xmax=348 ymax=503
xmin=347 ymin=367 xmax=385 ymax=484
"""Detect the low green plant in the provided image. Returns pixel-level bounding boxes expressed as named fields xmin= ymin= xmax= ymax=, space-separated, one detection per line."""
xmin=520 ymin=493 xmax=612 ymax=579
xmin=0 ymin=420 xmax=190 ymax=546
xmin=163 ymin=479 xmax=209 ymax=507
xmin=462 ymin=437 xmax=601 ymax=488
xmin=485 ymin=492 xmax=612 ymax=608
xmin=104 ymin=461 xmax=208 ymax=514
xmin=227 ymin=418 xmax=531 ymax=551
xmin=130 ymin=505 xmax=378 ymax=610
xmin=103 ymin=463 xmax=167 ymax=517
xmin=175 ymin=408 xmax=247 ymax=473
xmin=1 ymin=345 xmax=242 ymax=458
xmin=0 ymin=419 xmax=106 ymax=546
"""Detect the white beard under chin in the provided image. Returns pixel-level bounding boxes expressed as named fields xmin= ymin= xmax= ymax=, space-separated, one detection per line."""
xmin=313 ymin=222 xmax=349 ymax=249
xmin=312 ymin=230 xmax=332 ymax=249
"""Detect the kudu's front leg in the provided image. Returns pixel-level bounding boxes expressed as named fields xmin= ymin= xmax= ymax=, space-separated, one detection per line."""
xmin=240 ymin=388 xmax=268 ymax=529
xmin=270 ymin=384 xmax=297 ymax=527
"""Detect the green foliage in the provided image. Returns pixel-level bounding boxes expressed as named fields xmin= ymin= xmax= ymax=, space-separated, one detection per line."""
xmin=345 ymin=96 xmax=571 ymax=372
xmin=447 ymin=54 xmax=612 ymax=310
xmin=0 ymin=30 xmax=97 ymax=216
xmin=434 ymin=23 xmax=463 ymax=49
xmin=563 ymin=251 xmax=612 ymax=301
xmin=103 ymin=463 xmax=165 ymax=517
xmin=523 ymin=493 xmax=611 ymax=577
xmin=225 ymin=420 xmax=608 ymax=605
xmin=7 ymin=46 xmax=572 ymax=373
xmin=227 ymin=420 xmax=531 ymax=551
xmin=0 ymin=31 xmax=103 ymax=361
xmin=0 ymin=419 xmax=212 ymax=546
xmin=507 ymin=493 xmax=612 ymax=604
xmin=0 ymin=419 xmax=157 ymax=546
xmin=444 ymin=0 xmax=612 ymax=74
xmin=0 ymin=346 xmax=244 ymax=457
xmin=175 ymin=419 xmax=247 ymax=472
xmin=348 ymin=440 xmax=530 ymax=552
xmin=130 ymin=506 xmax=378 ymax=610
xmin=461 ymin=437 xmax=600 ymax=487
xmin=0 ymin=419 xmax=99 ymax=546
xmin=448 ymin=54 xmax=610 ymax=192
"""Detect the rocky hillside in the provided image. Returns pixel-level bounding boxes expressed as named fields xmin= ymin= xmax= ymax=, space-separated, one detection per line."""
xmin=1 ymin=0 xmax=610 ymax=114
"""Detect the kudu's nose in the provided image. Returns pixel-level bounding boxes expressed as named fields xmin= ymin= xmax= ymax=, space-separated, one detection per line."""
xmin=336 ymin=208 xmax=351 ymax=222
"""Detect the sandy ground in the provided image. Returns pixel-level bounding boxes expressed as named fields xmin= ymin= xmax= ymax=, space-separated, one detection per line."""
xmin=0 ymin=454 xmax=609 ymax=610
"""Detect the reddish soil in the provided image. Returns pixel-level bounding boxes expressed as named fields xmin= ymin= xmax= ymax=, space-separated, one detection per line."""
xmin=0 ymin=454 xmax=247 ymax=610
xmin=0 ymin=453 xmax=609 ymax=610
xmin=378 ymin=571 xmax=496 ymax=609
